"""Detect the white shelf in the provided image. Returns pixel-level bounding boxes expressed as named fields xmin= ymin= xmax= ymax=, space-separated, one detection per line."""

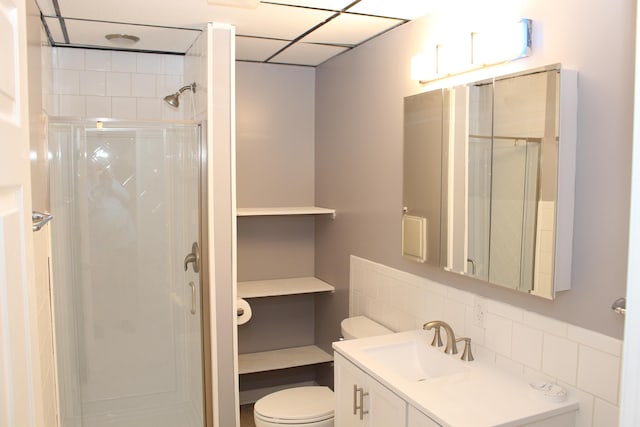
xmin=238 ymin=345 xmax=333 ymax=375
xmin=237 ymin=206 xmax=336 ymax=219
xmin=238 ymin=277 xmax=335 ymax=299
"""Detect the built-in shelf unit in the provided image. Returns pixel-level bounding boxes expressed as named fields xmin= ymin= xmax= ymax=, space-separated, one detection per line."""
xmin=238 ymin=345 xmax=334 ymax=375
xmin=236 ymin=206 xmax=336 ymax=394
xmin=238 ymin=277 xmax=335 ymax=299
xmin=237 ymin=206 xmax=336 ymax=218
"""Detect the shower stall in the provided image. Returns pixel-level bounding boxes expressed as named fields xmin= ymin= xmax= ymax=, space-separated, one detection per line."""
xmin=49 ymin=119 xmax=209 ymax=427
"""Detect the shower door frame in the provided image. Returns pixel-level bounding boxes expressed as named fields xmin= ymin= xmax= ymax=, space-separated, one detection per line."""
xmin=48 ymin=117 xmax=214 ymax=427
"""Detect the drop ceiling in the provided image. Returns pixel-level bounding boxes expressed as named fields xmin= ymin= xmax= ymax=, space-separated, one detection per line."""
xmin=35 ymin=0 xmax=438 ymax=66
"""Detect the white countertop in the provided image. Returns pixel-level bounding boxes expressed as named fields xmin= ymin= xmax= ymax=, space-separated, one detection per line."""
xmin=333 ymin=330 xmax=579 ymax=427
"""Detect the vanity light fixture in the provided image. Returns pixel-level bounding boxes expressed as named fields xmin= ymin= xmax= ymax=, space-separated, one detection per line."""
xmin=411 ymin=45 xmax=448 ymax=83
xmin=471 ymin=18 xmax=532 ymax=66
xmin=411 ymin=18 xmax=533 ymax=85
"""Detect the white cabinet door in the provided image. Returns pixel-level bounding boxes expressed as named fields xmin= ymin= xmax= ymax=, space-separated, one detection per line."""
xmin=408 ymin=405 xmax=441 ymax=427
xmin=334 ymin=353 xmax=407 ymax=427
xmin=366 ymin=375 xmax=407 ymax=427
xmin=335 ymin=353 xmax=368 ymax=427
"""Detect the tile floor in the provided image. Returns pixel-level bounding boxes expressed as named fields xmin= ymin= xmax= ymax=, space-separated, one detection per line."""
xmin=240 ymin=404 xmax=256 ymax=427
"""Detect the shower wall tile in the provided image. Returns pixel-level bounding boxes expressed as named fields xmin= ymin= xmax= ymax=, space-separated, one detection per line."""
xmin=350 ymin=256 xmax=623 ymax=427
xmin=132 ymin=74 xmax=157 ymax=98
xmin=55 ymin=47 xmax=85 ymax=70
xmin=163 ymin=55 xmax=184 ymax=75
xmin=53 ymin=69 xmax=80 ymax=95
xmin=106 ymin=72 xmax=131 ymax=97
xmin=137 ymin=98 xmax=162 ymax=120
xmin=79 ymin=71 xmax=106 ymax=96
xmin=59 ymin=95 xmax=85 ymax=116
xmin=51 ymin=47 xmax=185 ymax=121
xmin=157 ymin=75 xmax=182 ymax=98
xmin=111 ymin=51 xmax=138 ymax=72
xmin=47 ymin=94 xmax=60 ymax=116
xmin=85 ymin=50 xmax=112 ymax=71
xmin=112 ymin=97 xmax=137 ymax=120
xmin=137 ymin=52 xmax=164 ymax=74
xmin=86 ymin=96 xmax=112 ymax=118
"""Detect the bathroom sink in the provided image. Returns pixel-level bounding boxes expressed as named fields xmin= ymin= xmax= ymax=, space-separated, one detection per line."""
xmin=361 ymin=338 xmax=465 ymax=382
xmin=334 ymin=330 xmax=579 ymax=426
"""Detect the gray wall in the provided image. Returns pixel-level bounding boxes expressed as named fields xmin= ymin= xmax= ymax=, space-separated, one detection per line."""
xmin=314 ymin=0 xmax=633 ymax=342
xmin=236 ymin=62 xmax=317 ymax=282
xmin=236 ymin=62 xmax=316 ymax=208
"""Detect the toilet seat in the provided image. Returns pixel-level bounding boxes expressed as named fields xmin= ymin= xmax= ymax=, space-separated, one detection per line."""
xmin=254 ymin=386 xmax=334 ymax=424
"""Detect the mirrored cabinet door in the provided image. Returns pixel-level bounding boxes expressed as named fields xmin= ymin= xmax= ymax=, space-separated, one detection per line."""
xmin=403 ymin=65 xmax=577 ymax=299
xmin=402 ymin=89 xmax=444 ymax=265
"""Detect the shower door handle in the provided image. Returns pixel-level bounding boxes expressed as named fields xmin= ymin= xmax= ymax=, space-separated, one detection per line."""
xmin=188 ymin=282 xmax=197 ymax=315
xmin=184 ymin=241 xmax=200 ymax=273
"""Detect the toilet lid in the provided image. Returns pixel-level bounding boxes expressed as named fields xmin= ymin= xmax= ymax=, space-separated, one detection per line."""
xmin=254 ymin=386 xmax=334 ymax=423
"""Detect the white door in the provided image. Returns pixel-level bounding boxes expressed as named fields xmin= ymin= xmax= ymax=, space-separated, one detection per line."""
xmin=0 ymin=0 xmax=42 ymax=426
xmin=619 ymin=2 xmax=640 ymax=424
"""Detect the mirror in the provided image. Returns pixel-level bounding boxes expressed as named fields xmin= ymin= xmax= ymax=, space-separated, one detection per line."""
xmin=402 ymin=90 xmax=444 ymax=264
xmin=403 ymin=65 xmax=577 ymax=299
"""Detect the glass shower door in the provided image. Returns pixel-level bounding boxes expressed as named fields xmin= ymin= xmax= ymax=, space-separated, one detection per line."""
xmin=49 ymin=121 xmax=205 ymax=427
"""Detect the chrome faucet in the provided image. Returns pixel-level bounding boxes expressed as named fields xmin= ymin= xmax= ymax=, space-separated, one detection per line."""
xmin=423 ymin=320 xmax=458 ymax=354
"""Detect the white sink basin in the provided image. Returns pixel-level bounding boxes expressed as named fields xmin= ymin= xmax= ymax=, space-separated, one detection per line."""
xmin=362 ymin=338 xmax=464 ymax=382
xmin=334 ymin=329 xmax=580 ymax=426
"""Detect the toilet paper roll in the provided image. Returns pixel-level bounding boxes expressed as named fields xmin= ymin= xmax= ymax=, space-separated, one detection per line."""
xmin=236 ymin=298 xmax=252 ymax=326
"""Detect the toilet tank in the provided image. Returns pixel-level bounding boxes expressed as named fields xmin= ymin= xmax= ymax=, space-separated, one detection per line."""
xmin=340 ymin=316 xmax=393 ymax=340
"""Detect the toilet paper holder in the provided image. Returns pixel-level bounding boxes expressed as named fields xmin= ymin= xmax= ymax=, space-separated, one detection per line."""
xmin=236 ymin=298 xmax=252 ymax=325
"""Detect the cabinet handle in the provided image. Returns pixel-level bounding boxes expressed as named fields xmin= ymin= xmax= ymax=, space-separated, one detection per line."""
xmin=353 ymin=385 xmax=369 ymax=420
xmin=353 ymin=385 xmax=358 ymax=415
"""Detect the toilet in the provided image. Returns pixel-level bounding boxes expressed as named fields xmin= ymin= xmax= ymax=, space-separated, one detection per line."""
xmin=253 ymin=316 xmax=392 ymax=427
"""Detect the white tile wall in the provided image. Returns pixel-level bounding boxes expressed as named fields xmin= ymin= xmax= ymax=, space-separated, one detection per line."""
xmin=50 ymin=47 xmax=185 ymax=121
xmin=350 ymin=255 xmax=622 ymax=427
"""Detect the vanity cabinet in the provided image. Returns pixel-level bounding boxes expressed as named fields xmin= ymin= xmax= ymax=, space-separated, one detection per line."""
xmin=334 ymin=330 xmax=579 ymax=427
xmin=408 ymin=406 xmax=441 ymax=427
xmin=335 ymin=353 xmax=438 ymax=427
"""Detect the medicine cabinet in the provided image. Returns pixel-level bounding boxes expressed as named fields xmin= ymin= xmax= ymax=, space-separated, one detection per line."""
xmin=402 ymin=65 xmax=577 ymax=299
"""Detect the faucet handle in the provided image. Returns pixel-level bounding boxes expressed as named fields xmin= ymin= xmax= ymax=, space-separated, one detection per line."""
xmin=430 ymin=325 xmax=444 ymax=347
xmin=455 ymin=337 xmax=474 ymax=361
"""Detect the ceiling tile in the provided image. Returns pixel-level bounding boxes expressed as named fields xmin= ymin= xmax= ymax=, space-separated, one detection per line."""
xmin=265 ymin=0 xmax=352 ymax=11
xmin=63 ymin=19 xmax=201 ymax=53
xmin=41 ymin=0 xmax=427 ymax=66
xmin=225 ymin=3 xmax=335 ymax=39
xmin=56 ymin=0 xmax=334 ymax=39
xmin=269 ymin=42 xmax=348 ymax=66
xmin=44 ymin=17 xmax=66 ymax=43
xmin=347 ymin=0 xmax=440 ymax=20
xmin=35 ymin=0 xmax=57 ymax=16
xmin=301 ymin=13 xmax=401 ymax=45
xmin=236 ymin=37 xmax=289 ymax=62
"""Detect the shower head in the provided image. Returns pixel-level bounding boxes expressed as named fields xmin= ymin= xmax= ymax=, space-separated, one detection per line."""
xmin=163 ymin=82 xmax=196 ymax=108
